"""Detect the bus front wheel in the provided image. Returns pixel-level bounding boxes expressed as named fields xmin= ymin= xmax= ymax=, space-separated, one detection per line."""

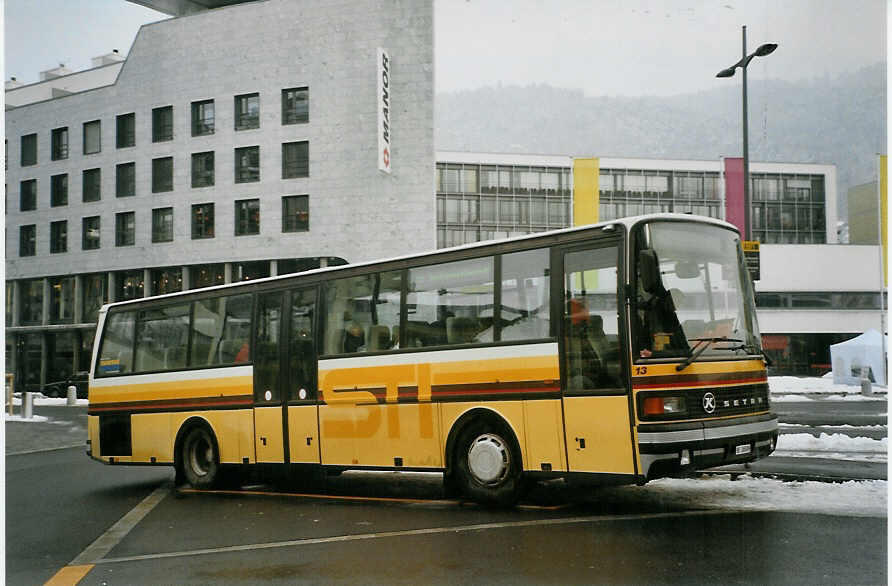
xmin=180 ymin=426 xmax=219 ymax=489
xmin=454 ymin=420 xmax=521 ymax=506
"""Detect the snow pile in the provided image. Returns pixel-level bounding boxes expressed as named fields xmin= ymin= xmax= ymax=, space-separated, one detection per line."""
xmin=639 ymin=475 xmax=887 ymax=518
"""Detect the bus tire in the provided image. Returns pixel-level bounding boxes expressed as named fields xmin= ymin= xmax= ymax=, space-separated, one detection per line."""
xmin=180 ymin=425 xmax=219 ymax=489
xmin=454 ymin=419 xmax=521 ymax=507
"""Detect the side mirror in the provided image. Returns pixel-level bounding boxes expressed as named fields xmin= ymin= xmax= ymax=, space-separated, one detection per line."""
xmin=638 ymin=249 xmax=661 ymax=293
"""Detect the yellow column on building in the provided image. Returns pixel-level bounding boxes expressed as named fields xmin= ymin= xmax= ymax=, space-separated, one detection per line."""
xmin=879 ymin=155 xmax=887 ymax=284
xmin=573 ymin=158 xmax=600 ymax=226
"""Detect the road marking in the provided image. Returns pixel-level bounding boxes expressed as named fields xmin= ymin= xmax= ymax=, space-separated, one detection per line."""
xmin=178 ymin=487 xmax=571 ymax=510
xmin=8 ymin=444 xmax=85 ymax=456
xmin=70 ymin=483 xmax=170 ymax=565
xmin=43 ymin=564 xmax=94 ymax=586
xmin=94 ymin=509 xmax=735 ymax=566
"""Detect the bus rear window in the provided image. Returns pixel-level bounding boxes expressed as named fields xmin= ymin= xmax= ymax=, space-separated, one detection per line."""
xmin=97 ymin=311 xmax=136 ymax=376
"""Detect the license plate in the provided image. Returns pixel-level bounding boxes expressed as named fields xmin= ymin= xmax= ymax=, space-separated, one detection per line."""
xmin=735 ymin=444 xmax=752 ymax=456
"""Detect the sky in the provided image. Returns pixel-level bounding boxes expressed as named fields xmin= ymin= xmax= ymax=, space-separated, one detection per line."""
xmin=2 ymin=0 xmax=887 ymax=97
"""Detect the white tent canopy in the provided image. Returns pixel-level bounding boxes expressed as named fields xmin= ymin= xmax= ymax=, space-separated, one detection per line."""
xmin=830 ymin=329 xmax=887 ymax=386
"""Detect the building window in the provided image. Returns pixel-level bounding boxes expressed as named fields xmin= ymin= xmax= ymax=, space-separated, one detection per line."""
xmin=116 ymin=211 xmax=135 ymax=246
xmin=190 ymin=264 xmax=225 ymax=289
xmin=116 ymin=113 xmax=135 ymax=148
xmin=83 ymin=120 xmax=101 ymax=154
xmin=191 ymin=99 xmax=215 ymax=136
xmin=20 ymin=133 xmax=37 ymax=166
xmin=235 ymin=198 xmax=260 ymax=236
xmin=191 ymin=151 xmax=215 ymax=187
xmin=83 ymin=168 xmax=101 ymax=202
xmin=116 ymin=162 xmax=135 ymax=197
xmin=20 ymin=179 xmax=37 ymax=211
xmin=82 ymin=273 xmax=108 ymax=323
xmin=152 ymin=207 xmax=173 ymax=243
xmin=191 ymin=203 xmax=214 ymax=239
xmin=152 ymin=105 xmax=173 ymax=142
xmin=51 ymin=174 xmax=68 ymax=207
xmin=51 ymin=127 xmax=69 ymax=161
xmin=116 ymin=269 xmax=144 ymax=301
xmin=20 ymin=279 xmax=43 ymax=325
xmin=234 ymin=146 xmax=260 ymax=183
xmin=233 ymin=261 xmax=269 ymax=282
xmin=151 ymin=267 xmax=183 ymax=296
xmin=19 ymin=224 xmax=36 ymax=256
xmin=152 ymin=157 xmax=173 ymax=193
xmin=235 ymin=93 xmax=260 ymax=130
xmin=282 ymin=141 xmax=309 ymax=178
xmin=282 ymin=195 xmax=309 ymax=232
xmin=49 ymin=276 xmax=76 ymax=324
xmin=82 ymin=216 xmax=101 ymax=250
xmin=282 ymin=87 xmax=309 ymax=124
xmin=50 ymin=220 xmax=68 ymax=253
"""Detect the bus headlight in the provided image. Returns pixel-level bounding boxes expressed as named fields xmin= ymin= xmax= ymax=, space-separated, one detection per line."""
xmin=642 ymin=396 xmax=687 ymax=417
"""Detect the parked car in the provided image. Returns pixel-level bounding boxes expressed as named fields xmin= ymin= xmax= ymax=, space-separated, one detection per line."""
xmin=42 ymin=371 xmax=89 ymax=399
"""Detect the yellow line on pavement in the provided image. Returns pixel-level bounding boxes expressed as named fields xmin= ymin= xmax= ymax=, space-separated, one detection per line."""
xmin=44 ymin=564 xmax=94 ymax=586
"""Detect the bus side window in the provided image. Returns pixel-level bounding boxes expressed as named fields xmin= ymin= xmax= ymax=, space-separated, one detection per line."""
xmin=563 ymin=246 xmax=623 ymax=391
xmin=322 ymin=271 xmax=401 ymax=356
xmin=500 ymin=248 xmax=550 ymax=341
xmin=190 ymin=293 xmax=253 ymax=367
xmin=406 ymin=257 xmax=494 ymax=348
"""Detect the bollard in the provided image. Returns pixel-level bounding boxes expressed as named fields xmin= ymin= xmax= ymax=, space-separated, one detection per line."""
xmin=23 ymin=392 xmax=33 ymax=419
xmin=860 ymin=366 xmax=873 ymax=396
xmin=67 ymin=385 xmax=77 ymax=406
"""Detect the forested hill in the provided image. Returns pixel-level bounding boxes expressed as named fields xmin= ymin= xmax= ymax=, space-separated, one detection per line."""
xmin=435 ymin=63 xmax=885 ymax=217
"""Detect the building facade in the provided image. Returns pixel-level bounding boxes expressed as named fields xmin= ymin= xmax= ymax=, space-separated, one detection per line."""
xmin=5 ymin=0 xmax=434 ymax=391
xmin=436 ymin=152 xmax=882 ymax=375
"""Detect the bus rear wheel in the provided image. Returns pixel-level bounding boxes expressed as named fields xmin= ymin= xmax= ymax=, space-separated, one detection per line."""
xmin=454 ymin=420 xmax=521 ymax=506
xmin=180 ymin=426 xmax=219 ymax=489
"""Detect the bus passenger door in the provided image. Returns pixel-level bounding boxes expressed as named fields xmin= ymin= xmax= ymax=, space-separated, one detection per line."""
xmin=285 ymin=287 xmax=320 ymax=464
xmin=254 ymin=291 xmax=287 ymax=463
xmin=560 ymin=243 xmax=636 ymax=476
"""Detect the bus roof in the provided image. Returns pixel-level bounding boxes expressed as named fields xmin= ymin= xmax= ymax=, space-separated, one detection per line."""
xmin=99 ymin=213 xmax=739 ymax=312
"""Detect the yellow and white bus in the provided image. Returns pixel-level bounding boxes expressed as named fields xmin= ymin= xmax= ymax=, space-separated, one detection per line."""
xmin=87 ymin=214 xmax=778 ymax=504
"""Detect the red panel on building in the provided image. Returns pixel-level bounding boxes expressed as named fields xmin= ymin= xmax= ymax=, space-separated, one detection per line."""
xmin=724 ymin=157 xmax=745 ymax=236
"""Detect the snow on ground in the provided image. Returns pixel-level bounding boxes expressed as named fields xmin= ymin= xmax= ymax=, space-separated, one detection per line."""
xmin=633 ymin=475 xmax=887 ymax=518
xmin=9 ymin=395 xmax=89 ymax=407
xmin=775 ymin=433 xmax=887 ymax=462
xmin=4 ymin=413 xmax=49 ymax=423
xmin=770 ymin=375 xmax=887 ymax=399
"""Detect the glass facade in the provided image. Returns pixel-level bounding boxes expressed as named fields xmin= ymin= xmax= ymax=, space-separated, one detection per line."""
xmin=598 ymin=168 xmax=720 ymax=223
xmin=597 ymin=168 xmax=827 ymax=244
xmin=436 ymin=162 xmax=571 ymax=248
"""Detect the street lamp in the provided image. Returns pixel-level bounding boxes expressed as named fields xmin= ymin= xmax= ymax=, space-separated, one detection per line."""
xmin=716 ymin=25 xmax=777 ymax=241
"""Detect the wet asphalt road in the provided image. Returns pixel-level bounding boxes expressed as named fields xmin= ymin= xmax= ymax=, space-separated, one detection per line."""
xmin=4 ymin=398 xmax=886 ymax=584
xmin=6 ymin=447 xmax=887 ymax=585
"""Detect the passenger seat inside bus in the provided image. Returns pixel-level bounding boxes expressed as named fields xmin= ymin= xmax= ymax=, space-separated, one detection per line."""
xmin=368 ymin=325 xmax=391 ymax=351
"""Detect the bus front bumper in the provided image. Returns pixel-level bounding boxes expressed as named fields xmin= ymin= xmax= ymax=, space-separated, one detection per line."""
xmin=637 ymin=413 xmax=778 ymax=480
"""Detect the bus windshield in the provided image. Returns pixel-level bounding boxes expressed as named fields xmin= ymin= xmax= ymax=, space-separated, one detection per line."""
xmin=633 ymin=220 xmax=760 ymax=360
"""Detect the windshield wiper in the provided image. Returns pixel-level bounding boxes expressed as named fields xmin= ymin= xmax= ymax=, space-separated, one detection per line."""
xmin=675 ymin=336 xmax=744 ymax=372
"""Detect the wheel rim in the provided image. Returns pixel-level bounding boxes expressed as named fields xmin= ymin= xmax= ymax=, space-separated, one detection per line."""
xmin=187 ymin=432 xmax=212 ymax=477
xmin=467 ymin=433 xmax=510 ymax=485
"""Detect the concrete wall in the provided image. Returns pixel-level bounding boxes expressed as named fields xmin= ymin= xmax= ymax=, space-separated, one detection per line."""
xmin=5 ymin=0 xmax=435 ymax=281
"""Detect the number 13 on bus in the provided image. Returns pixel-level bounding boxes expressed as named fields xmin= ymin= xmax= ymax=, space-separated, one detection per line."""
xmin=87 ymin=214 xmax=778 ymax=505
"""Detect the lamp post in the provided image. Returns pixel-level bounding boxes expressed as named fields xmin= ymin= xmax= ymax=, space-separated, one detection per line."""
xmin=716 ymin=25 xmax=777 ymax=241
